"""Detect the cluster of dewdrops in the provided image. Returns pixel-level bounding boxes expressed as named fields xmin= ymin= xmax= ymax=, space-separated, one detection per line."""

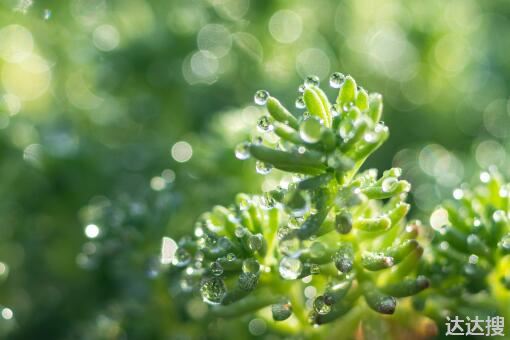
xmin=235 ymin=72 xmax=349 ymax=173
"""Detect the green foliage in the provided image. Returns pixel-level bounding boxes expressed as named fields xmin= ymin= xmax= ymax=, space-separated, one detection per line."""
xmin=420 ymin=167 xmax=510 ymax=332
xmin=165 ymin=74 xmax=429 ymax=336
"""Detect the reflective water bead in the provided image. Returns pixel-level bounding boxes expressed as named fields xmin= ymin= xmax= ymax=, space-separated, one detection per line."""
xmin=272 ymin=301 xmax=292 ymax=321
xmin=299 ymin=118 xmax=322 ymax=144
xmin=304 ymin=75 xmax=320 ymax=88
xmin=295 ymin=96 xmax=305 ymax=109
xmin=239 ymin=272 xmax=258 ymax=291
xmin=279 ymin=257 xmax=303 ymax=280
xmin=247 ymin=234 xmax=263 ymax=252
xmin=200 ymin=277 xmax=227 ymax=305
xmin=329 ymin=72 xmax=345 ymax=88
xmin=255 ymin=161 xmax=273 ymax=175
xmin=298 ymin=84 xmax=306 ymax=93
xmin=338 ymin=120 xmax=354 ymax=140
xmin=226 ymin=253 xmax=236 ymax=261
xmin=235 ymin=142 xmax=251 ymax=160
xmin=242 ymin=258 xmax=260 ymax=273
xmin=172 ymin=248 xmax=192 ymax=267
xmin=161 ymin=237 xmax=178 ymax=264
xmin=210 ymin=261 xmax=224 ymax=276
xmin=254 ymin=90 xmax=269 ymax=105
xmin=257 ymin=116 xmax=274 ymax=132
xmin=382 ymin=177 xmax=398 ymax=193
xmin=313 ymin=295 xmax=331 ymax=315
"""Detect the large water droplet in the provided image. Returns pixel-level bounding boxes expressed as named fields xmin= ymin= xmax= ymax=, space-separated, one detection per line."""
xmin=235 ymin=142 xmax=251 ymax=160
xmin=210 ymin=261 xmax=224 ymax=276
xmin=243 ymin=258 xmax=260 ymax=273
xmin=200 ymin=277 xmax=227 ymax=305
xmin=248 ymin=234 xmax=263 ymax=252
xmin=313 ymin=295 xmax=331 ymax=315
xmin=298 ymin=84 xmax=306 ymax=93
xmin=256 ymin=161 xmax=273 ymax=175
xmin=254 ymin=90 xmax=269 ymax=105
xmin=304 ymin=75 xmax=320 ymax=88
xmin=299 ymin=118 xmax=322 ymax=143
xmin=239 ymin=272 xmax=259 ymax=291
xmin=257 ymin=116 xmax=274 ymax=132
xmin=272 ymin=301 xmax=292 ymax=321
xmin=338 ymin=120 xmax=354 ymax=140
xmin=329 ymin=72 xmax=345 ymax=88
xmin=279 ymin=257 xmax=303 ymax=280
xmin=493 ymin=210 xmax=506 ymax=222
xmin=382 ymin=177 xmax=398 ymax=193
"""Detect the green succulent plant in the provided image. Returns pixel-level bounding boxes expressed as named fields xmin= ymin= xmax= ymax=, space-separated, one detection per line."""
xmin=163 ymin=74 xmax=431 ymax=338
xmin=420 ymin=167 xmax=510 ymax=332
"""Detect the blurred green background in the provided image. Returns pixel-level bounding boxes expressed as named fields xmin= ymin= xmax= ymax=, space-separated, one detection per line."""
xmin=0 ymin=0 xmax=509 ymax=338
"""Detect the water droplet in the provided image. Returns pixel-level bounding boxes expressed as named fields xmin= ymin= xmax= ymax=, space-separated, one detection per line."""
xmin=235 ymin=142 xmax=251 ymax=160
xmin=239 ymin=272 xmax=259 ymax=291
xmin=226 ymin=253 xmax=236 ymax=261
xmin=279 ymin=257 xmax=303 ymax=280
xmin=329 ymin=72 xmax=345 ymax=88
xmin=313 ymin=295 xmax=331 ymax=315
xmin=277 ymin=226 xmax=291 ymax=240
xmin=382 ymin=177 xmax=398 ymax=193
xmin=254 ymin=90 xmax=269 ymax=105
xmin=299 ymin=118 xmax=322 ymax=143
xmin=298 ymin=84 xmax=306 ymax=93
xmin=172 ymin=248 xmax=192 ymax=267
xmin=335 ymin=211 xmax=352 ymax=234
xmin=310 ymin=264 xmax=320 ymax=275
xmin=248 ymin=234 xmax=263 ymax=252
xmin=257 ymin=115 xmax=274 ymax=132
xmin=338 ymin=120 xmax=354 ymax=140
xmin=234 ymin=226 xmax=246 ymax=238
xmin=210 ymin=261 xmax=224 ymax=276
xmin=243 ymin=258 xmax=260 ymax=273
xmin=200 ymin=277 xmax=227 ymax=305
xmin=304 ymin=75 xmax=320 ymax=88
xmin=256 ymin=161 xmax=273 ymax=175
xmin=272 ymin=301 xmax=292 ymax=321
xmin=295 ymin=96 xmax=305 ymax=109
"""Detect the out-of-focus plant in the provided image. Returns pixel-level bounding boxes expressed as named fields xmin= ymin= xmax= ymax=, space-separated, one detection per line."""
xmin=163 ymin=74 xmax=434 ymax=338
xmin=419 ymin=167 xmax=510 ymax=335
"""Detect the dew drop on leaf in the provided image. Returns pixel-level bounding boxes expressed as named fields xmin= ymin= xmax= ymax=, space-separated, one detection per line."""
xmin=255 ymin=161 xmax=273 ymax=175
xmin=272 ymin=301 xmax=292 ymax=321
xmin=329 ymin=72 xmax=345 ymax=88
xmin=235 ymin=142 xmax=251 ymax=160
xmin=279 ymin=256 xmax=303 ymax=280
xmin=254 ymin=90 xmax=269 ymax=105
xmin=200 ymin=277 xmax=227 ymax=305
xmin=304 ymin=75 xmax=320 ymax=88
